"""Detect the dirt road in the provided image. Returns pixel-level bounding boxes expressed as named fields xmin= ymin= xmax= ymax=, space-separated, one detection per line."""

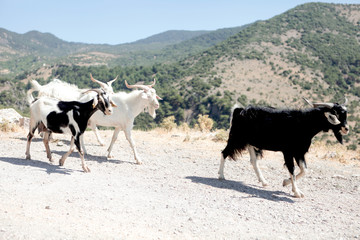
xmin=0 ymin=129 xmax=359 ymax=239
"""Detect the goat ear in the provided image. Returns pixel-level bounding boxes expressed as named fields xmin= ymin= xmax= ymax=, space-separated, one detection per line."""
xmin=92 ymin=97 xmax=98 ymax=108
xmin=156 ymin=95 xmax=162 ymax=100
xmin=324 ymin=112 xmax=340 ymax=125
xmin=110 ymin=100 xmax=117 ymax=107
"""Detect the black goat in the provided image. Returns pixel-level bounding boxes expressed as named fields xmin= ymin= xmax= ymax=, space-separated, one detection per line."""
xmin=25 ymin=89 xmax=116 ymax=172
xmin=219 ymin=98 xmax=349 ymax=198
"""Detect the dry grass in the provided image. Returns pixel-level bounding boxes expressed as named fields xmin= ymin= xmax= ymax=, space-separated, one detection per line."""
xmin=310 ymin=140 xmax=360 ymax=165
xmin=0 ymin=121 xmax=22 ymax=132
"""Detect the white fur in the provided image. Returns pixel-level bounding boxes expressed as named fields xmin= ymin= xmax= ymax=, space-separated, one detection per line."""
xmin=84 ymin=89 xmax=160 ymax=164
xmin=27 ymin=78 xmax=115 ymax=103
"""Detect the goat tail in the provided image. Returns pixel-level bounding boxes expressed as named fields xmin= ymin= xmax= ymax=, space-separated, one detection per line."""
xmin=29 ymin=79 xmax=42 ymax=91
xmin=26 ymin=89 xmax=35 ymax=105
xmin=26 ymin=80 xmax=42 ymax=105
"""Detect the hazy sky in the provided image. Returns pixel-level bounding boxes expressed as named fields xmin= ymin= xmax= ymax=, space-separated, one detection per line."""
xmin=1 ymin=0 xmax=359 ymax=45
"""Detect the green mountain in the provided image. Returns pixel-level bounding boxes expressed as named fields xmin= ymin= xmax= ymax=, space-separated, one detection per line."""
xmin=0 ymin=27 xmax=246 ymax=75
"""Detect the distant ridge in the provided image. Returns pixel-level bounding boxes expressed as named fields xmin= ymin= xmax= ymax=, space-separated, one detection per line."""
xmin=0 ymin=25 xmax=246 ymax=74
xmin=132 ymin=30 xmax=210 ymax=45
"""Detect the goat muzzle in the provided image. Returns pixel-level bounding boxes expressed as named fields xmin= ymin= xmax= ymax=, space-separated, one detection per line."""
xmin=340 ymin=125 xmax=349 ymax=135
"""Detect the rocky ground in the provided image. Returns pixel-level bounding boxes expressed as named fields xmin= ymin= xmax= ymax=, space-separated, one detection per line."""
xmin=0 ymin=129 xmax=359 ymax=239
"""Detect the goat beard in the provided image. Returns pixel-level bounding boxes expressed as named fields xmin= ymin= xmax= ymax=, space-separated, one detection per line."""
xmin=333 ymin=130 xmax=343 ymax=144
xmin=147 ymin=107 xmax=156 ymax=119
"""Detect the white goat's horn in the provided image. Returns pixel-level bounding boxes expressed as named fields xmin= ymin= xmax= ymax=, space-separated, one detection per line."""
xmin=82 ymin=89 xmax=103 ymax=95
xmin=343 ymin=97 xmax=348 ymax=106
xmin=148 ymin=78 xmax=156 ymax=88
xmin=108 ymin=75 xmax=118 ymax=85
xmin=125 ymin=80 xmax=150 ymax=92
xmin=90 ymin=74 xmax=107 ymax=89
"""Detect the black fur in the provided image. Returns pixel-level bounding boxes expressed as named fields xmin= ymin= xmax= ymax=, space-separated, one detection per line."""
xmin=222 ymin=104 xmax=348 ymax=176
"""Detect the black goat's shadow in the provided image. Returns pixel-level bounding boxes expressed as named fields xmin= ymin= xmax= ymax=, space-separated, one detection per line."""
xmin=186 ymin=176 xmax=295 ymax=203
xmin=0 ymin=156 xmax=74 ymax=175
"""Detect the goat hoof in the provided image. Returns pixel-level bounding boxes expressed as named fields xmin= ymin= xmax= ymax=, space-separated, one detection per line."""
xmin=218 ymin=175 xmax=225 ymax=180
xmin=136 ymin=161 xmax=143 ymax=165
xmin=283 ymin=179 xmax=291 ymax=187
xmin=82 ymin=166 xmax=91 ymax=173
xmin=59 ymin=159 xmax=65 ymax=166
xmin=261 ymin=182 xmax=269 ymax=187
xmin=25 ymin=155 xmax=31 ymax=160
xmin=294 ymin=191 xmax=305 ymax=198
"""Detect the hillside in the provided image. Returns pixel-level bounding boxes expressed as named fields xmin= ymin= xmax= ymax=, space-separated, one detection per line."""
xmin=186 ymin=3 xmax=360 ymax=104
xmin=174 ymin=3 xmax=360 ymax=129
xmin=131 ymin=30 xmax=210 ymax=45
xmin=0 ymin=3 xmax=359 ymax=148
xmin=0 ymin=27 xmax=245 ymax=75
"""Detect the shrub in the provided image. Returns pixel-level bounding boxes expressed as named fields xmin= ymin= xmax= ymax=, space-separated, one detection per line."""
xmin=213 ymin=129 xmax=229 ymax=142
xmin=197 ymin=114 xmax=214 ymax=132
xmin=179 ymin=122 xmax=190 ymax=132
xmin=160 ymin=116 xmax=177 ymax=131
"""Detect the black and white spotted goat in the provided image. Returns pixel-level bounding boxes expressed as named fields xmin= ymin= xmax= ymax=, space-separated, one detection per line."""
xmin=219 ymin=98 xmax=349 ymax=198
xmin=25 ymin=89 xmax=117 ymax=172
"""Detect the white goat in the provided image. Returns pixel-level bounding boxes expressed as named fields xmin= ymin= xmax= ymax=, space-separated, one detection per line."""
xmin=83 ymin=79 xmax=161 ymax=164
xmin=27 ymin=74 xmax=117 ymax=101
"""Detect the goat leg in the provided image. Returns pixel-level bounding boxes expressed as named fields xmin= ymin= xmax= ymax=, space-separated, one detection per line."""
xmin=74 ymin=135 xmax=90 ymax=173
xmin=249 ymin=146 xmax=268 ymax=187
xmin=106 ymin=127 xmax=121 ymax=159
xmin=124 ymin=128 xmax=142 ymax=164
xmin=43 ymin=131 xmax=53 ymax=162
xmin=25 ymin=122 xmax=38 ymax=160
xmin=283 ymin=161 xmax=306 ymax=187
xmin=218 ymin=154 xmax=226 ymax=180
xmin=283 ymin=152 xmax=304 ymax=198
xmin=59 ymin=137 xmax=75 ymax=166
xmin=89 ymin=121 xmax=105 ymax=146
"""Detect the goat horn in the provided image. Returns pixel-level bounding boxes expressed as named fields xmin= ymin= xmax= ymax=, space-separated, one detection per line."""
xmin=125 ymin=80 xmax=150 ymax=92
xmin=108 ymin=75 xmax=118 ymax=85
xmin=303 ymin=97 xmax=334 ymax=109
xmin=312 ymin=102 xmax=334 ymax=109
xmin=82 ymin=89 xmax=103 ymax=108
xmin=148 ymin=78 xmax=156 ymax=88
xmin=82 ymin=89 xmax=103 ymax=95
xmin=343 ymin=97 xmax=348 ymax=106
xmin=90 ymin=74 xmax=107 ymax=89
xmin=302 ymin=97 xmax=313 ymax=107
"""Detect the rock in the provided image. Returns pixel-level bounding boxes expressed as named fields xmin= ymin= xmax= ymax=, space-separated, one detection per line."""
xmin=332 ymin=174 xmax=347 ymax=180
xmin=0 ymin=108 xmax=22 ymax=123
xmin=0 ymin=108 xmax=29 ymax=128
